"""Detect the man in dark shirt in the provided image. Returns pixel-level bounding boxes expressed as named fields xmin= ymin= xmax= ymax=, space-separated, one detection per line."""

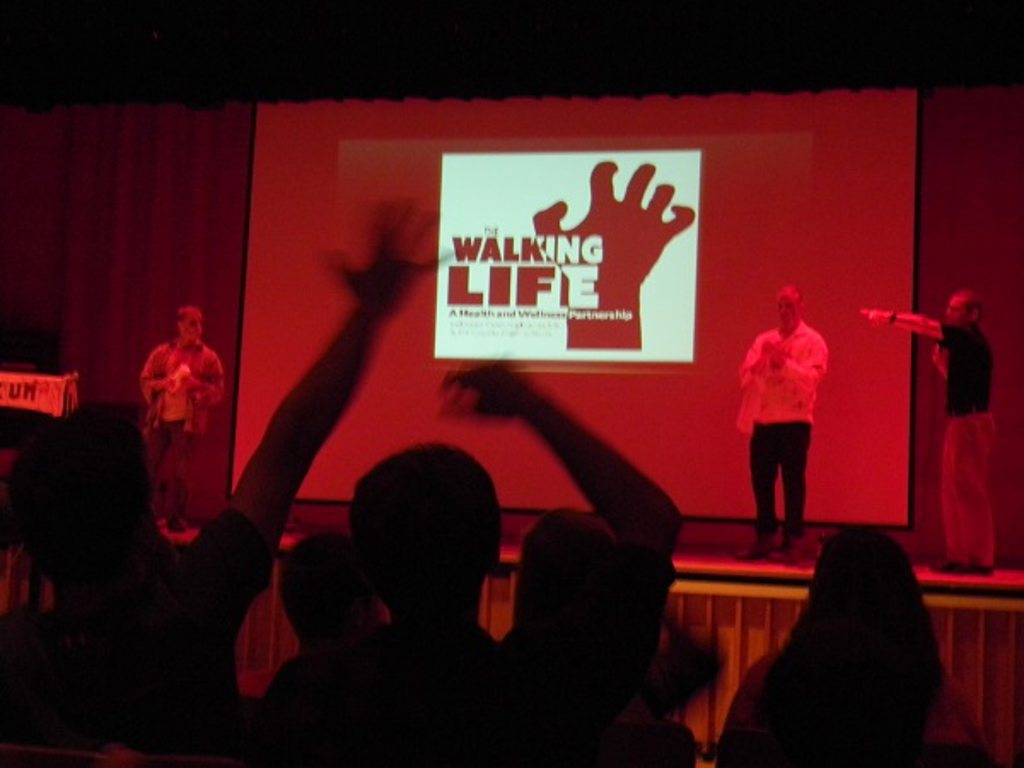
xmin=862 ymin=290 xmax=995 ymax=574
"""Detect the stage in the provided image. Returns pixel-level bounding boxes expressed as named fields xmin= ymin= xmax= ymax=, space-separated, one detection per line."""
xmin=670 ymin=551 xmax=1024 ymax=599
xmin=155 ymin=519 xmax=1024 ymax=600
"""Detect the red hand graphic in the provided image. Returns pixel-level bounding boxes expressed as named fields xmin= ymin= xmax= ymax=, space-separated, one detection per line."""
xmin=533 ymin=162 xmax=695 ymax=349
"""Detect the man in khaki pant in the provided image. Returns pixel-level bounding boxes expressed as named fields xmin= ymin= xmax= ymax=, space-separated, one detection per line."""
xmin=862 ymin=290 xmax=995 ymax=574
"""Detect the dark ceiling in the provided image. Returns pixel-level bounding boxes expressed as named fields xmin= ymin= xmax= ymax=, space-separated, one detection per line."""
xmin=2 ymin=1 xmax=1023 ymax=108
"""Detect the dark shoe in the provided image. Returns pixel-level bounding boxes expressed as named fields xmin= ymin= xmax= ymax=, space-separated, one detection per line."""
xmin=166 ymin=516 xmax=187 ymax=533
xmin=736 ymin=535 xmax=775 ymax=561
xmin=953 ymin=563 xmax=993 ymax=575
xmin=931 ymin=561 xmax=963 ymax=574
xmin=767 ymin=534 xmax=805 ymax=564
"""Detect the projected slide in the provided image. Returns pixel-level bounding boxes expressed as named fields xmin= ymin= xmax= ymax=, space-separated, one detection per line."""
xmin=436 ymin=151 xmax=700 ymax=362
xmin=236 ymin=90 xmax=918 ymax=526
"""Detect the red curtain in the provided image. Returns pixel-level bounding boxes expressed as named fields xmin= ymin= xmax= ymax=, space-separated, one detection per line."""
xmin=0 ymin=103 xmax=253 ymax=514
xmin=910 ymin=86 xmax=1024 ymax=562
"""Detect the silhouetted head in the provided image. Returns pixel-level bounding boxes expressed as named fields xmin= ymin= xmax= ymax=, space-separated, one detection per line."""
xmin=515 ymin=509 xmax=614 ymax=626
xmin=800 ymin=528 xmax=940 ymax=679
xmin=281 ymin=533 xmax=378 ymax=646
xmin=764 ymin=617 xmax=932 ymax=768
xmin=10 ymin=410 xmax=151 ymax=587
xmin=350 ymin=444 xmax=500 ymax=624
xmin=765 ymin=528 xmax=942 ymax=766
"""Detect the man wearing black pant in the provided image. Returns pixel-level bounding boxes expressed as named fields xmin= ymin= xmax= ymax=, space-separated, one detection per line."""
xmin=736 ymin=286 xmax=828 ymax=561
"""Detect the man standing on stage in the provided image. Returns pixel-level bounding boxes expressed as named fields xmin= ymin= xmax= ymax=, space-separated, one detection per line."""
xmin=140 ymin=305 xmax=224 ymax=531
xmin=737 ymin=286 xmax=828 ymax=562
xmin=862 ymin=291 xmax=994 ymax=574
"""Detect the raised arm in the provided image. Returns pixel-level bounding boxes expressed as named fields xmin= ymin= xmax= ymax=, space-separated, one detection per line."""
xmin=861 ymin=307 xmax=943 ymax=339
xmin=232 ymin=203 xmax=435 ymax=552
xmin=442 ymin=364 xmax=681 ymax=557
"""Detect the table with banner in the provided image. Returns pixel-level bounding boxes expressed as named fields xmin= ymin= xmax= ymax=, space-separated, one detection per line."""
xmin=0 ymin=370 xmax=79 ymax=418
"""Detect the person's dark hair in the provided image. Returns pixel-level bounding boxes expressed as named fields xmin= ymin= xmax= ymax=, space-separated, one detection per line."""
xmin=350 ymin=444 xmax=500 ymax=621
xmin=515 ymin=509 xmax=614 ymax=626
xmin=281 ymin=533 xmax=372 ymax=643
xmin=762 ymin=528 xmax=943 ymax=766
xmin=764 ymin=617 xmax=932 ymax=768
xmin=798 ymin=527 xmax=941 ymax=684
xmin=10 ymin=410 xmax=151 ymax=586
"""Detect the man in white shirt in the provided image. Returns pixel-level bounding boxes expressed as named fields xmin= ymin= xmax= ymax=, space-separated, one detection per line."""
xmin=736 ymin=286 xmax=828 ymax=561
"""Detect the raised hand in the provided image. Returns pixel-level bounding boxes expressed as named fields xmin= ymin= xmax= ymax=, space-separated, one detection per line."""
xmin=232 ymin=201 xmax=436 ymax=551
xmin=441 ymin=359 xmax=682 ymax=556
xmin=440 ymin=362 xmax=536 ymax=419
xmin=335 ymin=201 xmax=438 ymax=319
xmin=533 ymin=162 xmax=695 ymax=350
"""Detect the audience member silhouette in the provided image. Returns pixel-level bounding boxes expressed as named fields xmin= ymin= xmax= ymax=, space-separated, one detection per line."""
xmin=250 ymin=363 xmax=683 ymax=766
xmin=764 ymin=616 xmax=933 ymax=768
xmin=0 ymin=202 xmax=435 ymax=756
xmin=516 ymin=509 xmax=719 ymax=722
xmin=515 ymin=510 xmax=615 ymax=627
xmin=247 ymin=534 xmax=386 ymax=767
xmin=279 ymin=533 xmax=386 ymax=655
xmin=724 ymin=528 xmax=988 ymax=761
